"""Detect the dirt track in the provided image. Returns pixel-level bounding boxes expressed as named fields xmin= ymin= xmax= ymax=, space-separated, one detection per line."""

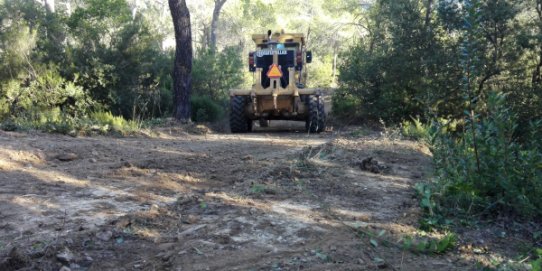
xmin=0 ymin=123 xmax=530 ymax=270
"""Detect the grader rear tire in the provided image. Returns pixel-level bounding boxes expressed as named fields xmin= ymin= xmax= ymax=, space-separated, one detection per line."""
xmin=230 ymin=96 xmax=252 ymax=133
xmin=305 ymin=95 xmax=326 ymax=133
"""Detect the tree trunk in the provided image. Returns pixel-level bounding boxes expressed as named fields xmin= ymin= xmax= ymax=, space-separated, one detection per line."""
xmin=533 ymin=0 xmax=542 ymax=85
xmin=44 ymin=0 xmax=55 ymax=13
xmin=169 ymin=0 xmax=193 ymax=121
xmin=424 ymin=0 xmax=433 ymax=29
xmin=210 ymin=0 xmax=227 ymax=52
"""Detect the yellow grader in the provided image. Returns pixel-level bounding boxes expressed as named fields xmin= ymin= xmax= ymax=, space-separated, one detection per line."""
xmin=229 ymin=30 xmax=326 ymax=133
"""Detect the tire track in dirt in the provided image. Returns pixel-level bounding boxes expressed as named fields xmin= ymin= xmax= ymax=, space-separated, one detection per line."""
xmin=0 ymin=125 xmax=474 ymax=271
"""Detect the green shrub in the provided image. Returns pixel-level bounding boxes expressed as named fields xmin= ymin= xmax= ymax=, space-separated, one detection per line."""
xmin=190 ymin=95 xmax=224 ymax=122
xmin=401 ymin=117 xmax=429 ymax=140
xmin=532 ymin=248 xmax=542 ymax=271
xmin=426 ymin=92 xmax=542 ymax=218
xmin=192 ymin=47 xmax=244 ymax=101
xmin=331 ymin=90 xmax=363 ymax=122
xmin=89 ymin=111 xmax=140 ymax=134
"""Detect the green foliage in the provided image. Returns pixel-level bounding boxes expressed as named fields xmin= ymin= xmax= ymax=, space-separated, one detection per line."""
xmin=192 ymin=47 xmax=244 ymax=102
xmin=190 ymin=96 xmax=224 ymax=123
xmin=336 ymin=0 xmax=447 ymax=123
xmin=331 ymin=90 xmax=363 ymax=122
xmin=0 ymin=66 xmax=95 ymax=121
xmin=0 ymin=0 xmax=174 ymax=128
xmin=356 ymin=226 xmax=456 ymax=254
xmin=428 ymin=92 xmax=542 ymax=218
xmin=89 ymin=111 xmax=140 ymax=134
xmin=401 ymin=117 xmax=429 ymax=140
xmin=0 ymin=110 xmax=141 ymax=136
xmin=532 ymin=249 xmax=542 ymax=271
xmin=65 ymin=0 xmax=170 ymax=119
xmin=400 ymin=233 xmax=456 ymax=254
xmin=336 ymin=0 xmax=541 ymax=129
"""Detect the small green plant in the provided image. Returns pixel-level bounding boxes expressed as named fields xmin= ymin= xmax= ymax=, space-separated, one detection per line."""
xmin=349 ymin=127 xmax=369 ymax=137
xmin=90 ymin=111 xmax=140 ymax=135
xmin=315 ymin=250 xmax=331 ymax=262
xmin=401 ymin=117 xmax=429 ymax=140
xmin=355 ymin=226 xmax=456 ymax=254
xmin=250 ymin=183 xmax=267 ymax=194
xmin=414 ymin=182 xmax=451 ymax=230
xmin=400 ymin=233 xmax=456 ymax=254
xmin=532 ymin=248 xmax=542 ymax=271
xmin=248 ymin=182 xmax=277 ymax=196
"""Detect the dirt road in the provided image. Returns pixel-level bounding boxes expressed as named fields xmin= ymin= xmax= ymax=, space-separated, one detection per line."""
xmin=0 ymin=123 xmax=528 ymax=270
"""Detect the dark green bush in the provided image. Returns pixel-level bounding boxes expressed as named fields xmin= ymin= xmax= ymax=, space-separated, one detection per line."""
xmin=331 ymin=90 xmax=363 ymax=122
xmin=190 ymin=95 xmax=224 ymax=123
xmin=427 ymin=92 xmax=542 ymax=218
xmin=192 ymin=47 xmax=244 ymax=102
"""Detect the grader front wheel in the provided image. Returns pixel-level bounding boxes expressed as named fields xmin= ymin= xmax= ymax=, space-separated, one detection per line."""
xmin=306 ymin=95 xmax=326 ymax=133
xmin=230 ymin=96 xmax=253 ymax=133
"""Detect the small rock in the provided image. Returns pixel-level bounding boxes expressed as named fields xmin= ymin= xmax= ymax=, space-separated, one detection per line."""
xmin=186 ymin=214 xmax=199 ymax=224
xmin=89 ymin=158 xmax=97 ymax=163
xmin=157 ymin=251 xmax=174 ymax=261
xmin=241 ymin=155 xmax=253 ymax=161
xmin=329 ymin=245 xmax=337 ymax=251
xmin=59 ymin=266 xmax=71 ymax=271
xmin=215 ymin=235 xmax=232 ymax=245
xmin=358 ymin=157 xmax=381 ymax=173
xmin=122 ymin=161 xmax=133 ymax=168
xmin=57 ymin=153 xmax=78 ymax=162
xmin=357 ymin=258 xmax=365 ymax=265
xmin=3 ymin=247 xmax=28 ymax=269
xmin=96 ymin=230 xmax=113 ymax=241
xmin=150 ymin=204 xmax=160 ymax=212
xmin=56 ymin=248 xmax=74 ymax=264
xmin=158 ymin=243 xmax=176 ymax=251
xmin=114 ymin=218 xmax=131 ymax=228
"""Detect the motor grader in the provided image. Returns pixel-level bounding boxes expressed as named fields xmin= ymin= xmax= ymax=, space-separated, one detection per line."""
xmin=229 ymin=30 xmax=326 ymax=133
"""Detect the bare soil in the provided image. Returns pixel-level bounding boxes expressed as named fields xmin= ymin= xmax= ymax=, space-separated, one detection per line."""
xmin=0 ymin=122 xmax=534 ymax=271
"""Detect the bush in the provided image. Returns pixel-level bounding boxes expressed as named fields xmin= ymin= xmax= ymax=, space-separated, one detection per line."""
xmin=190 ymin=95 xmax=224 ymax=123
xmin=331 ymin=90 xmax=363 ymax=122
xmin=192 ymin=47 xmax=244 ymax=102
xmin=427 ymin=92 xmax=542 ymax=218
xmin=401 ymin=117 xmax=429 ymax=140
xmin=89 ymin=111 xmax=140 ymax=134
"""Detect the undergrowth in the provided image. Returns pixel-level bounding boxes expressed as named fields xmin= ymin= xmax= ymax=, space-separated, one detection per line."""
xmin=532 ymin=249 xmax=542 ymax=271
xmin=1 ymin=110 xmax=142 ymax=136
xmin=354 ymin=226 xmax=456 ymax=255
xmin=416 ymin=92 xmax=542 ymax=230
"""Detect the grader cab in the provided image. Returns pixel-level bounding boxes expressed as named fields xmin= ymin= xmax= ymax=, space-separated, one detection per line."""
xmin=229 ymin=30 xmax=326 ymax=133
